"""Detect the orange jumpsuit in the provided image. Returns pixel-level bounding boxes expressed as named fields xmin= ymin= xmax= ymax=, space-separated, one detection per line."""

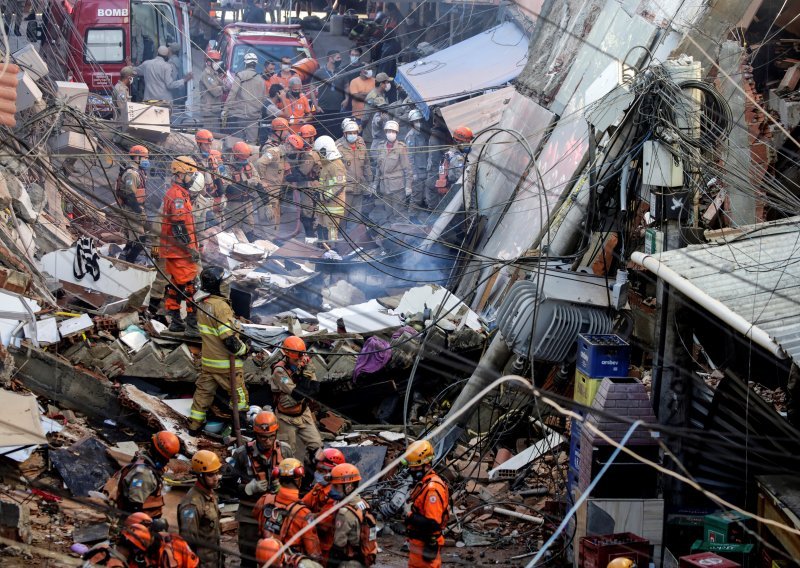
xmin=256 ymin=485 xmax=322 ymax=561
xmin=160 ymin=183 xmax=199 ymax=313
xmin=301 ymin=483 xmax=335 ymax=562
xmin=154 ymin=532 xmax=200 ymax=567
xmin=405 ymin=471 xmax=450 ymax=568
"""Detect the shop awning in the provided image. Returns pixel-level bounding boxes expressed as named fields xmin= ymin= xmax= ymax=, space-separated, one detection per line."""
xmin=395 ymin=21 xmax=529 ymax=119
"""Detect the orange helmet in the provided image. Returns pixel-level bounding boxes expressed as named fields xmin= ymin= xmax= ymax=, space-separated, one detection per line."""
xmin=282 ymin=336 xmax=306 ymax=359
xmin=316 ymin=448 xmax=345 ymax=470
xmin=233 ymin=141 xmax=251 ymax=160
xmin=195 ymin=129 xmax=213 ymax=144
xmin=151 ymin=431 xmax=180 ymax=461
xmin=120 ymin=523 xmax=152 ymax=552
xmin=254 ymin=411 xmax=279 ymax=434
xmin=453 ymin=126 xmax=474 ymax=143
xmin=124 ymin=512 xmax=153 ymax=527
xmin=330 ymin=463 xmax=361 ymax=484
xmin=271 ymin=117 xmax=289 ymax=132
xmin=285 ymin=134 xmax=304 ymax=151
xmin=206 ymin=49 xmax=222 ymax=61
xmin=299 ymin=124 xmax=317 ymax=139
xmin=256 ymin=537 xmax=284 ymax=564
xmin=130 ymin=145 xmax=149 ymax=158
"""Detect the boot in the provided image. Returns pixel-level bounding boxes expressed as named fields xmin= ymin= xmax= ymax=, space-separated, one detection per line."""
xmin=184 ymin=312 xmax=199 ymax=338
xmin=168 ymin=310 xmax=185 ymax=332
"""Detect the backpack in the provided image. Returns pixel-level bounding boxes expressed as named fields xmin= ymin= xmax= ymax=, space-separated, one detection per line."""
xmin=259 ymin=496 xmax=290 ymax=539
xmin=345 ymin=500 xmax=378 ymax=567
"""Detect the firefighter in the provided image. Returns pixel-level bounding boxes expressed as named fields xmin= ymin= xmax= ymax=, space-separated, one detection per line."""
xmin=223 ymin=51 xmax=264 ymax=142
xmin=328 ymin=464 xmax=378 ymax=567
xmin=256 ymin=117 xmax=290 ymax=231
xmin=313 ymin=135 xmax=347 ymax=241
xmin=230 ymin=410 xmax=293 ymax=567
xmin=335 ymin=119 xmax=372 ymax=229
xmin=431 ymin=125 xmax=473 ymax=209
xmin=255 ymin=537 xmax=323 ymax=568
xmin=403 ymin=440 xmax=450 ymax=568
xmin=82 ymin=523 xmax=153 ymax=567
xmin=192 ymin=129 xmax=221 ymax=231
xmin=284 ymin=134 xmax=320 ymax=238
xmin=404 ymin=109 xmax=429 ymax=222
xmin=255 ymin=458 xmax=321 ymax=561
xmin=200 ymin=50 xmax=225 ymax=130
xmin=122 ymin=513 xmax=200 ymax=568
xmin=179 ymin=450 xmax=224 ymax=567
xmin=160 ymin=156 xmax=201 ymax=336
xmin=111 ymin=431 xmax=180 ymax=520
xmin=299 ymin=124 xmax=317 ymax=148
xmin=188 ymin=265 xmax=249 ymax=435
xmin=302 ymin=448 xmax=346 ymax=563
xmin=115 ymin=145 xmax=150 ymax=263
xmin=269 ymin=336 xmax=323 ymax=465
xmin=372 ymin=120 xmax=412 ymax=223
xmin=226 ymin=141 xmax=263 ymax=241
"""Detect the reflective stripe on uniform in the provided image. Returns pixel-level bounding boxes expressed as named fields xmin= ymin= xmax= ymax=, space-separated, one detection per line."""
xmin=201 ymin=357 xmax=244 ymax=369
xmin=198 ymin=323 xmax=234 ymax=337
xmin=236 ymin=387 xmax=248 ymax=410
xmin=190 ymin=409 xmax=206 ymax=421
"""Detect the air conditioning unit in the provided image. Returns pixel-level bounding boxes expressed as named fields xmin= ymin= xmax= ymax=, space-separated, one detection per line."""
xmin=125 ymin=102 xmax=170 ymax=140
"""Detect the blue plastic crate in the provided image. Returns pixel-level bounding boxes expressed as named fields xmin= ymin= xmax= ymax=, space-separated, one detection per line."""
xmin=567 ymin=415 xmax=583 ymax=497
xmin=577 ymin=334 xmax=631 ymax=378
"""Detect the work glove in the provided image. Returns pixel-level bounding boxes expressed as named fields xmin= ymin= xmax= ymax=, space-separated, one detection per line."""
xmin=245 ymin=478 xmax=270 ymax=495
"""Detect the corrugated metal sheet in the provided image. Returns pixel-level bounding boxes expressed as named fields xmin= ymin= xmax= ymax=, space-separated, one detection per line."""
xmin=655 ymin=219 xmax=800 ymax=364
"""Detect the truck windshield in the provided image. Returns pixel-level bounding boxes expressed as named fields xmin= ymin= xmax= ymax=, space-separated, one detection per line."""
xmin=230 ymin=43 xmax=306 ymax=73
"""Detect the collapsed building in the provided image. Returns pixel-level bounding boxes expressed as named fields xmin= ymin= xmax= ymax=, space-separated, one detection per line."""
xmin=0 ymin=0 xmax=797 ymax=566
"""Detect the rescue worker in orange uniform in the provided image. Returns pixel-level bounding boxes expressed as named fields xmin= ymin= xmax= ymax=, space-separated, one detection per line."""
xmin=269 ymin=336 xmax=323 ymax=466
xmin=229 ymin=410 xmax=293 ymax=567
xmin=431 ymin=125 xmax=473 ymax=209
xmin=83 ymin=523 xmax=153 ymax=567
xmin=286 ymin=76 xmax=313 ymax=134
xmin=111 ymin=431 xmax=180 ymax=520
xmin=160 ymin=156 xmax=201 ymax=336
xmin=302 ymin=448 xmax=346 ymax=563
xmin=299 ymin=124 xmax=317 ymax=147
xmin=328 ymin=463 xmax=378 ymax=567
xmin=115 ymin=145 xmax=150 ymax=263
xmin=188 ymin=265 xmax=250 ymax=435
xmin=403 ymin=440 xmax=450 ymax=568
xmin=256 ymin=117 xmax=290 ymax=231
xmin=179 ymin=450 xmax=224 ymax=567
xmin=255 ymin=536 xmax=323 ymax=568
xmin=226 ymin=141 xmax=263 ymax=241
xmin=122 ymin=513 xmax=200 ymax=568
xmin=255 ymin=458 xmax=322 ymax=562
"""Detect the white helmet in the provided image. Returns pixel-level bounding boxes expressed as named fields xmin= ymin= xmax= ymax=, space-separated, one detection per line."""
xmin=408 ymin=109 xmax=423 ymax=122
xmin=342 ymin=119 xmax=359 ymax=134
xmin=384 ymin=120 xmax=399 ymax=132
xmin=313 ymin=135 xmax=342 ymax=161
xmin=188 ymin=172 xmax=205 ymax=195
xmin=244 ymin=52 xmax=258 ymax=65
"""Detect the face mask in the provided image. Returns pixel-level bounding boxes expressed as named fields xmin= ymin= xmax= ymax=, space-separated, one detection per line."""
xmin=314 ymin=471 xmax=329 ymax=486
xmin=386 ymin=132 xmax=397 ymax=142
xmin=384 ymin=83 xmax=392 ymax=92
xmin=200 ymin=150 xmax=209 ymax=158
xmin=333 ymin=59 xmax=342 ymax=68
xmin=281 ymin=64 xmax=291 ymax=72
xmin=328 ymin=487 xmax=344 ymax=501
xmin=350 ymin=55 xmax=359 ymax=64
xmin=290 ymin=90 xmax=301 ymax=98
xmin=462 ymin=146 xmax=472 ymax=155
xmin=413 ymin=121 xmax=421 ymax=130
xmin=264 ymin=71 xmax=274 ymax=78
xmin=139 ymin=159 xmax=150 ymax=170
xmin=345 ymin=133 xmax=357 ymax=143
xmin=217 ymin=164 xmax=228 ymax=176
xmin=411 ymin=469 xmax=425 ymax=482
xmin=364 ymin=69 xmax=373 ymax=78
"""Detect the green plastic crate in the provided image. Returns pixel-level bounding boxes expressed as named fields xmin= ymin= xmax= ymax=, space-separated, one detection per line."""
xmin=691 ymin=540 xmax=755 ymax=568
xmin=703 ymin=511 xmax=750 ymax=543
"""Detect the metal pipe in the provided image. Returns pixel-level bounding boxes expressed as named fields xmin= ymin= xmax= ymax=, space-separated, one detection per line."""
xmin=420 ymin=191 xmax=464 ymax=251
xmin=631 ymin=251 xmax=787 ymax=359
xmin=491 ymin=507 xmax=544 ymax=525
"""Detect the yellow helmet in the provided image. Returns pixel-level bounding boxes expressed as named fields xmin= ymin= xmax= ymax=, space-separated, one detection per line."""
xmin=403 ymin=440 xmax=434 ymax=467
xmin=607 ymin=559 xmax=636 ymax=568
xmin=276 ymin=457 xmax=304 ymax=478
xmin=171 ymin=156 xmax=198 ymax=175
xmin=192 ymin=450 xmax=222 ymax=473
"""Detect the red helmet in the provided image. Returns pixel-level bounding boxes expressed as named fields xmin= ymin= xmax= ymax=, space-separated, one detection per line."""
xmin=130 ymin=145 xmax=148 ymax=158
xmin=124 ymin=512 xmax=153 ymax=527
xmin=233 ymin=141 xmax=251 ymax=160
xmin=285 ymin=134 xmax=304 ymax=151
xmin=254 ymin=411 xmax=279 ymax=434
xmin=453 ymin=126 xmax=474 ymax=143
xmin=206 ymin=49 xmax=222 ymax=61
xmin=282 ymin=336 xmax=306 ymax=360
xmin=271 ymin=117 xmax=290 ymax=132
xmin=316 ymin=448 xmax=345 ymax=470
xmin=299 ymin=124 xmax=317 ymax=139
xmin=256 ymin=537 xmax=284 ymax=564
xmin=195 ymin=129 xmax=213 ymax=144
xmin=121 ymin=523 xmax=152 ymax=552
xmin=151 ymin=431 xmax=180 ymax=461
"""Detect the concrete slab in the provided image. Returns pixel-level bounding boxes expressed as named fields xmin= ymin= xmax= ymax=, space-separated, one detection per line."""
xmin=317 ymin=299 xmax=401 ymax=334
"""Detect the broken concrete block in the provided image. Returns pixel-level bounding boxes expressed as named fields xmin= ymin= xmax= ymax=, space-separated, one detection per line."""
xmin=72 ymin=522 xmax=109 ymax=544
xmin=0 ymin=266 xmax=30 ymax=294
xmin=111 ymin=311 xmax=140 ymax=331
xmin=0 ymin=500 xmax=31 ymax=544
xmin=162 ymin=344 xmax=197 ymax=380
xmin=778 ymin=62 xmax=800 ymax=93
xmin=25 ymin=183 xmax=44 ymax=215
